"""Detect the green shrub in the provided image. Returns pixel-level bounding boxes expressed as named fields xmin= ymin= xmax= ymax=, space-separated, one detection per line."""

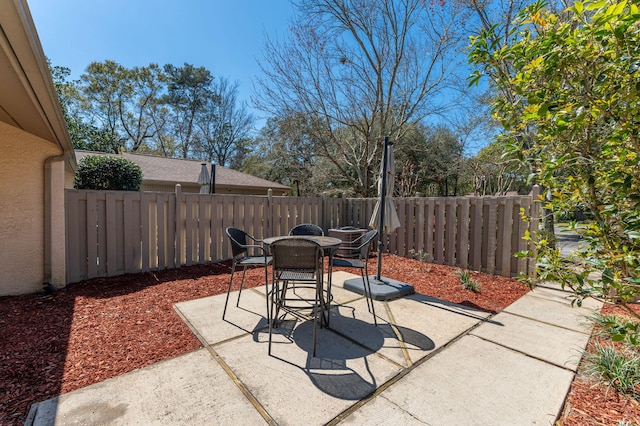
xmin=589 ymin=313 xmax=640 ymax=350
xmin=74 ymin=155 xmax=142 ymax=191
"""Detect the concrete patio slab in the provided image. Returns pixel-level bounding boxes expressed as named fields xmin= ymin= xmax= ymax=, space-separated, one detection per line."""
xmin=213 ymin=324 xmax=402 ymax=425
xmin=366 ymin=335 xmax=576 ymax=425
xmin=530 ymin=284 xmax=603 ymax=311
xmin=341 ymin=395 xmax=427 ymax=425
xmin=27 ymin=270 xmax=600 ymax=426
xmin=174 ymin=288 xmax=270 ymax=345
xmin=471 ymin=310 xmax=590 ymax=371
xmin=26 ymin=349 xmax=266 ymax=425
xmin=503 ymin=290 xmax=599 ymax=333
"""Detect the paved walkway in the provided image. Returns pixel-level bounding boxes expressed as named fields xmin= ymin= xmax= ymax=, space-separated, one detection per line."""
xmin=26 ymin=271 xmax=602 ymax=425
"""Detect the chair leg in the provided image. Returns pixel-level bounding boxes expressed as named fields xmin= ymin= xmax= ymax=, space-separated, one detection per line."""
xmin=222 ymin=261 xmax=237 ymax=320
xmin=268 ymin=279 xmax=275 ymax=355
xmin=312 ymin=276 xmax=320 ymax=357
xmin=264 ymin=263 xmax=271 ymax=340
xmin=236 ymin=266 xmax=248 ymax=307
xmin=361 ymin=269 xmax=377 ymax=326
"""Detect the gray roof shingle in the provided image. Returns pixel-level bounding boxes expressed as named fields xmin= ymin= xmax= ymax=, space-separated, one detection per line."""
xmin=75 ymin=150 xmax=290 ymax=190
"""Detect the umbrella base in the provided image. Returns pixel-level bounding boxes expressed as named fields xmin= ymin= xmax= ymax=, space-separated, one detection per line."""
xmin=344 ymin=276 xmax=414 ymax=301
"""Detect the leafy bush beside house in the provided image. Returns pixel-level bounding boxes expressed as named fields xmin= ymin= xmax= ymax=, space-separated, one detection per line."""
xmin=74 ymin=155 xmax=143 ymax=191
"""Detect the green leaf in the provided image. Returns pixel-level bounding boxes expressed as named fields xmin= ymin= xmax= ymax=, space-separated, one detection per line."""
xmin=611 ymin=333 xmax=626 ymax=342
xmin=612 ymin=0 xmax=628 ymax=15
xmin=574 ymin=1 xmax=584 ymax=13
xmin=586 ymin=0 xmax=607 ymax=10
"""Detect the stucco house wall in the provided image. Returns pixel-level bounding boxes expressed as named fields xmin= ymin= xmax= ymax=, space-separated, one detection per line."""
xmin=0 ymin=0 xmax=75 ymax=296
xmin=0 ymin=122 xmax=71 ymax=295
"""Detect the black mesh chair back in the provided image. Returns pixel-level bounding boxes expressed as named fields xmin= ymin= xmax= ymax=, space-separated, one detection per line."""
xmin=227 ymin=227 xmax=250 ymax=259
xmin=331 ymin=229 xmax=379 ymax=325
xmin=271 ymin=238 xmax=322 ymax=273
xmin=223 ymin=227 xmax=272 ymax=322
xmin=289 ymin=223 xmax=324 ymax=236
xmin=269 ymin=238 xmax=324 ymax=356
xmin=356 ymin=229 xmax=378 ymax=259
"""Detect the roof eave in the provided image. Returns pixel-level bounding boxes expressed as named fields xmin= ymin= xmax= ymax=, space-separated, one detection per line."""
xmin=0 ymin=0 xmax=75 ymax=171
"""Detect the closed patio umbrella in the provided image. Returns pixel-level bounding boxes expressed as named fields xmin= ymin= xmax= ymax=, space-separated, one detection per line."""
xmin=369 ymin=136 xmax=401 ymax=281
xmin=369 ymin=139 xmax=401 ymax=235
xmin=344 ymin=136 xmax=414 ymax=300
xmin=198 ymin=163 xmax=210 ymax=194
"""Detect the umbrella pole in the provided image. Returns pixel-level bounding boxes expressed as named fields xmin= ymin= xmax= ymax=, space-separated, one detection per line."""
xmin=344 ymin=135 xmax=414 ymax=300
xmin=376 ymin=136 xmax=390 ymax=282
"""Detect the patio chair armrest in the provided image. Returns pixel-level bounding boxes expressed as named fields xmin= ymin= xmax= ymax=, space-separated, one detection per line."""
xmin=245 ymin=234 xmax=264 ymax=243
xmin=243 ymin=243 xmax=269 ymax=257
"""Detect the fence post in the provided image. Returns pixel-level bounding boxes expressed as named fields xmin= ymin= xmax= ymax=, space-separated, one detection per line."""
xmin=175 ymin=184 xmax=183 ymax=268
xmin=322 ymin=191 xmax=328 ymax=231
xmin=529 ymin=185 xmax=542 ymax=284
xmin=267 ymin=188 xmax=273 ymax=238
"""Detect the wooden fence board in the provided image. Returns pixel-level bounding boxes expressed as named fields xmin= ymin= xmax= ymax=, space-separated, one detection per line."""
xmin=141 ymin=194 xmax=150 ymax=272
xmin=445 ymin=198 xmax=456 ymax=266
xmin=435 ymin=199 xmax=445 ymax=264
xmin=425 ymin=199 xmax=434 ymax=263
xmin=459 ymin=198 xmax=470 ymax=269
xmin=501 ymin=198 xmax=514 ymax=277
xmin=84 ymin=191 xmax=98 ymax=279
xmin=486 ymin=198 xmax=498 ymax=275
xmin=471 ymin=198 xmax=483 ymax=271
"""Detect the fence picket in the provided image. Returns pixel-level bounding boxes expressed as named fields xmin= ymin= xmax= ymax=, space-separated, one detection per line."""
xmin=471 ymin=198 xmax=483 ymax=271
xmin=86 ymin=191 xmax=98 ymax=279
xmin=459 ymin=198 xmax=470 ymax=270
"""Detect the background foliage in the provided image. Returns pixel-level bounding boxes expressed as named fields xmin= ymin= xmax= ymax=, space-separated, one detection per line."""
xmin=74 ymin=156 xmax=143 ymax=191
xmin=51 ymin=0 xmax=546 ymax=198
xmin=469 ymin=0 xmax=640 ymax=315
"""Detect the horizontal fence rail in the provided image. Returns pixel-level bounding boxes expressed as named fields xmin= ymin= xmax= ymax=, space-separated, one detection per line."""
xmin=65 ymin=186 xmax=540 ymax=284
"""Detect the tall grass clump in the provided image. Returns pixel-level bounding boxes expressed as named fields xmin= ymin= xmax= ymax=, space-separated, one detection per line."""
xmin=583 ymin=344 xmax=640 ymax=398
xmin=457 ymin=269 xmax=480 ymax=293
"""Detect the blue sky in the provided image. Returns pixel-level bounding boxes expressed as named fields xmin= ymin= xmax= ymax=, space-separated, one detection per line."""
xmin=28 ymin=0 xmax=295 ymax=123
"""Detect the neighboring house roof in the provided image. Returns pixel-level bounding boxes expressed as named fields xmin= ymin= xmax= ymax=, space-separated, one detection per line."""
xmin=75 ymin=150 xmax=291 ymax=193
xmin=0 ymin=0 xmax=75 ymax=170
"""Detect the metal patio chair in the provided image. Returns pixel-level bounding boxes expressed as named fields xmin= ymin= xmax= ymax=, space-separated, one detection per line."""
xmin=288 ymin=223 xmax=324 ymax=236
xmin=269 ymin=238 xmax=325 ymax=356
xmin=223 ymin=227 xmax=272 ymax=322
xmin=331 ymin=229 xmax=379 ymax=325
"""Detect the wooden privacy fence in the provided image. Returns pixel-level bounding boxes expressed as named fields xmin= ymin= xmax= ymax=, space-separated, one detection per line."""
xmin=65 ymin=185 xmax=540 ymax=284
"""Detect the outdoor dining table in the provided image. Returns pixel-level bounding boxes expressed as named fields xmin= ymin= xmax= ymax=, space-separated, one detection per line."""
xmin=262 ymin=235 xmax=342 ymax=327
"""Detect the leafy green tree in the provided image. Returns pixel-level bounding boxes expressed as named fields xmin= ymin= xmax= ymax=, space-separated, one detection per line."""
xmin=394 ymin=125 xmax=469 ymax=196
xmin=467 ymin=141 xmax=530 ymax=196
xmin=50 ymin=62 xmax=124 ymax=153
xmin=469 ymin=0 xmax=640 ymax=316
xmin=80 ymin=61 xmax=163 ymax=152
xmin=164 ymin=63 xmax=214 ymax=158
xmin=251 ymin=116 xmax=318 ymax=194
xmin=74 ymin=155 xmax=143 ymax=191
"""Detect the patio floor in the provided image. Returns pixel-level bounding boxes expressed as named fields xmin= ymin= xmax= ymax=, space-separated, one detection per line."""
xmin=26 ymin=271 xmax=601 ymax=425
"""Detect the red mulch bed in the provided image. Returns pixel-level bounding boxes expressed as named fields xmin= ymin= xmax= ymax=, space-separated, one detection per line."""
xmin=557 ymin=304 xmax=640 ymax=425
xmin=0 ymin=254 xmax=635 ymax=424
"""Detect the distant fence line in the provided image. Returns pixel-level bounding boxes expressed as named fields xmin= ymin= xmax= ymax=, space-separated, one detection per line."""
xmin=65 ymin=185 xmax=540 ymax=284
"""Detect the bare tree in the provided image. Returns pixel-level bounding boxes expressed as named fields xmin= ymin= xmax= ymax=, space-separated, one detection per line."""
xmin=254 ymin=0 xmax=469 ymax=196
xmin=195 ymin=78 xmax=255 ymax=166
